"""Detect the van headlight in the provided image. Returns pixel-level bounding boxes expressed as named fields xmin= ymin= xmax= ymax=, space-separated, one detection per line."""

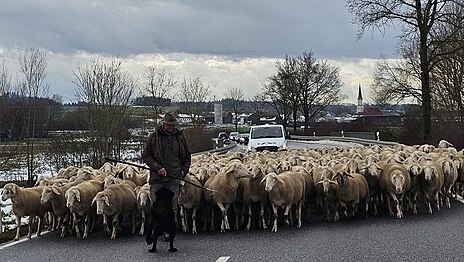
xmin=279 ymin=142 xmax=287 ymax=150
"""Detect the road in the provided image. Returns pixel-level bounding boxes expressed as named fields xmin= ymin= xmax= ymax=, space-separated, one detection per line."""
xmin=2 ymin=140 xmax=464 ymax=261
xmin=2 ymin=203 xmax=464 ymax=261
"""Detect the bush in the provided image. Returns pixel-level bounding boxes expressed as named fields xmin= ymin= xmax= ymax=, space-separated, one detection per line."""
xmin=183 ymin=127 xmax=214 ymax=153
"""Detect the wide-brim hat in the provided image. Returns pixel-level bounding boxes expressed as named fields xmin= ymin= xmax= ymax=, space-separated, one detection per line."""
xmin=162 ymin=112 xmax=179 ymax=126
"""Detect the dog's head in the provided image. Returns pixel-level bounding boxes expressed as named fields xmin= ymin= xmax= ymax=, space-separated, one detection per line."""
xmin=155 ymin=188 xmax=174 ymax=201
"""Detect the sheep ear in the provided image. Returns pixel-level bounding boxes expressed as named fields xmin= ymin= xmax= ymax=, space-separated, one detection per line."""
xmin=225 ymin=164 xmax=236 ymax=174
xmin=51 ymin=186 xmax=60 ymax=195
xmin=11 ymin=185 xmax=16 ymax=194
xmin=104 ymin=196 xmax=110 ymax=206
xmin=91 ymin=196 xmax=96 ymax=206
xmin=276 ymin=176 xmax=285 ymax=184
xmin=259 ymin=175 xmax=268 ymax=185
xmin=76 ymin=191 xmax=81 ymax=202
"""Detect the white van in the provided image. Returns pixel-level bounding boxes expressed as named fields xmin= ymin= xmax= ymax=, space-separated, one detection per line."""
xmin=247 ymin=124 xmax=289 ymax=152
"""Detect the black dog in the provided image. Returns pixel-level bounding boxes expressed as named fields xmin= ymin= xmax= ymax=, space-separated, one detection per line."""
xmin=146 ymin=188 xmax=177 ymax=253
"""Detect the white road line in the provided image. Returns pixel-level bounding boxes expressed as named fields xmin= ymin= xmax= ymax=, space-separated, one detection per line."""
xmin=0 ymin=230 xmax=50 ymax=250
xmin=216 ymin=256 xmax=231 ymax=262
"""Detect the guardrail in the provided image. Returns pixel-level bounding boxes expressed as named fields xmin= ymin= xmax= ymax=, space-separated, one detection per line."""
xmin=290 ymin=135 xmax=399 ymax=147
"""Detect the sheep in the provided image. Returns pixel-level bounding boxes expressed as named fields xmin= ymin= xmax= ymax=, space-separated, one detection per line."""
xmin=118 ymin=165 xmax=147 ymax=187
xmin=360 ymin=162 xmax=382 ymax=216
xmin=40 ymin=183 xmax=76 ymax=237
xmin=260 ymin=171 xmax=305 ymax=232
xmin=177 ymin=174 xmax=203 ymax=234
xmin=56 ymin=166 xmax=79 ymax=179
xmin=91 ymin=183 xmax=137 ymax=239
xmin=420 ymin=160 xmax=445 ymax=214
xmin=203 ymin=161 xmax=252 ymax=232
xmin=135 ymin=184 xmax=151 ymax=235
xmin=332 ymin=171 xmax=369 ymax=219
xmin=438 ymin=139 xmax=453 ymax=148
xmin=241 ymin=164 xmax=271 ymax=231
xmin=403 ymin=159 xmax=422 ymax=215
xmin=1 ymin=183 xmax=52 ymax=240
xmin=436 ymin=157 xmax=457 ymax=208
xmin=314 ymin=166 xmax=340 ymax=222
xmin=103 ymin=175 xmax=137 ymax=190
xmin=378 ymin=163 xmax=411 ymax=218
xmin=65 ymin=180 xmax=103 ymax=238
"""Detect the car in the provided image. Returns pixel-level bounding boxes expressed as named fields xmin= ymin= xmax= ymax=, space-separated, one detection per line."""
xmin=217 ymin=132 xmax=229 ymax=140
xmin=239 ymin=133 xmax=250 ymax=144
xmin=229 ymin=131 xmax=240 ymax=141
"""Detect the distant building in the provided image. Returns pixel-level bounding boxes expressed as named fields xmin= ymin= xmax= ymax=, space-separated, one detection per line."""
xmin=356 ymin=84 xmax=364 ymax=114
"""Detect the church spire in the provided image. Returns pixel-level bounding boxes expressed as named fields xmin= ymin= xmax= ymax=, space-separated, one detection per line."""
xmin=356 ymin=84 xmax=364 ymax=114
xmin=357 ymin=84 xmax=363 ymax=100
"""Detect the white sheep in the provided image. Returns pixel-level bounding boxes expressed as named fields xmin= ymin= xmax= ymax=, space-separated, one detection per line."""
xmin=65 ymin=180 xmax=103 ymax=238
xmin=260 ymin=171 xmax=305 ymax=232
xmin=1 ymin=183 xmax=52 ymax=240
xmin=135 ymin=183 xmax=151 ymax=235
xmin=178 ymin=174 xmax=203 ymax=234
xmin=40 ymin=184 xmax=75 ymax=237
xmin=91 ymin=183 xmax=137 ymax=239
xmin=204 ymin=161 xmax=252 ymax=232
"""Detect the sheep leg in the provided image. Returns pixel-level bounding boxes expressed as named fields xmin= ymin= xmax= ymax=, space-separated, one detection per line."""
xmin=102 ymin=214 xmax=111 ymax=235
xmin=246 ymin=205 xmax=252 ymax=231
xmin=390 ymin=193 xmax=403 ymax=218
xmin=271 ymin=204 xmax=278 ymax=232
xmin=139 ymin=210 xmax=146 ymax=235
xmin=111 ymin=214 xmax=119 ymax=239
xmin=83 ymin=215 xmax=91 ymax=239
xmin=74 ymin=213 xmax=82 ymax=238
xmin=131 ymin=211 xmax=137 ymax=234
xmin=192 ymin=207 xmax=197 ymax=234
xmin=209 ymin=206 xmax=215 ymax=231
xmin=232 ymin=203 xmax=239 ymax=230
xmin=435 ymin=191 xmax=441 ymax=211
xmin=60 ymin=214 xmax=70 ymax=237
xmin=36 ymin=215 xmax=43 ymax=237
xmin=217 ymin=202 xmax=228 ymax=233
xmin=180 ymin=205 xmax=188 ymax=233
xmin=386 ymin=194 xmax=394 ymax=217
xmin=14 ymin=215 xmax=22 ymax=241
xmin=297 ymin=201 xmax=302 ymax=228
xmin=284 ymin=204 xmax=292 ymax=227
xmin=26 ymin=216 xmax=34 ymax=239
xmin=260 ymin=203 xmax=268 ymax=230
xmin=411 ymin=191 xmax=418 ymax=215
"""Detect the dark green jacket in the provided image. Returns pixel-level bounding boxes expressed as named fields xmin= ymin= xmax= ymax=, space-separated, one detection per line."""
xmin=142 ymin=126 xmax=191 ymax=184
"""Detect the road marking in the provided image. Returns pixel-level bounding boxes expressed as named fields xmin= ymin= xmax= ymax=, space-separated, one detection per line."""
xmin=0 ymin=230 xmax=50 ymax=250
xmin=216 ymin=256 xmax=230 ymax=262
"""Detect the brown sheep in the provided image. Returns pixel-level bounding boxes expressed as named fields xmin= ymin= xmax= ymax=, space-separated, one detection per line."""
xmin=1 ymin=183 xmax=52 ymax=240
xmin=378 ymin=163 xmax=411 ymax=218
xmin=420 ymin=160 xmax=445 ymax=214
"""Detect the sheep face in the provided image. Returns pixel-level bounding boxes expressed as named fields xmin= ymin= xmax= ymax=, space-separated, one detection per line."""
xmin=40 ymin=186 xmax=60 ymax=204
xmin=124 ymin=166 xmax=137 ymax=179
xmin=423 ymin=165 xmax=437 ymax=181
xmin=317 ymin=168 xmax=336 ymax=192
xmin=366 ymin=163 xmax=381 ymax=177
xmin=137 ymin=190 xmax=150 ymax=207
xmin=442 ymin=160 xmax=453 ymax=176
xmin=260 ymin=173 xmax=279 ymax=192
xmin=65 ymin=188 xmax=80 ymax=208
xmin=1 ymin=183 xmax=17 ymax=201
xmin=409 ymin=163 xmax=422 ymax=177
xmin=226 ymin=163 xmax=252 ymax=179
xmin=92 ymin=193 xmax=110 ymax=215
xmin=390 ymin=171 xmax=406 ymax=193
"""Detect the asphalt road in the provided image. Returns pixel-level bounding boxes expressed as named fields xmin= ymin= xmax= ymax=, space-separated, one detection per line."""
xmin=2 ymin=141 xmax=464 ymax=261
xmin=2 ymin=203 xmax=464 ymax=262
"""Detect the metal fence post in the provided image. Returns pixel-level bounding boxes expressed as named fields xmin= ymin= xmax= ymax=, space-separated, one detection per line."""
xmin=0 ymin=203 xmax=3 ymax=234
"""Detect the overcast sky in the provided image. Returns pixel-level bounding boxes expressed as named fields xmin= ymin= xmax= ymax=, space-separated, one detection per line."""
xmin=0 ymin=0 xmax=400 ymax=104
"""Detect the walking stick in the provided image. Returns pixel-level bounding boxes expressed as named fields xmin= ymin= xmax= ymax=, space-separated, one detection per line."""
xmin=104 ymin=157 xmax=217 ymax=192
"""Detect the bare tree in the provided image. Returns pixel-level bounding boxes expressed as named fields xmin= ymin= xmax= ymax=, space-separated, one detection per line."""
xmin=177 ymin=77 xmax=212 ymax=128
xmin=224 ymin=87 xmax=245 ymax=131
xmin=298 ymin=58 xmax=342 ymax=131
xmin=73 ymin=57 xmax=136 ymax=167
xmin=251 ymin=93 xmax=268 ymax=122
xmin=141 ymin=65 xmax=176 ymax=122
xmin=261 ymin=81 xmax=292 ymax=128
xmin=17 ymin=48 xmax=50 ymax=185
xmin=346 ymin=0 xmax=464 ymax=142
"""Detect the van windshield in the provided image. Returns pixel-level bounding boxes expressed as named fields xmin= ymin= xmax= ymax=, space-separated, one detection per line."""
xmin=250 ymin=126 xmax=283 ymax=139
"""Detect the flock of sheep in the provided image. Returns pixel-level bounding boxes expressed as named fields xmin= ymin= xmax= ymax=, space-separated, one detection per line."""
xmin=1 ymin=139 xmax=463 ymax=241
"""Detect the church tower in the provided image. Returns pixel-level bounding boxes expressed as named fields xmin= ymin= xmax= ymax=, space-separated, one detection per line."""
xmin=356 ymin=84 xmax=364 ymax=114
